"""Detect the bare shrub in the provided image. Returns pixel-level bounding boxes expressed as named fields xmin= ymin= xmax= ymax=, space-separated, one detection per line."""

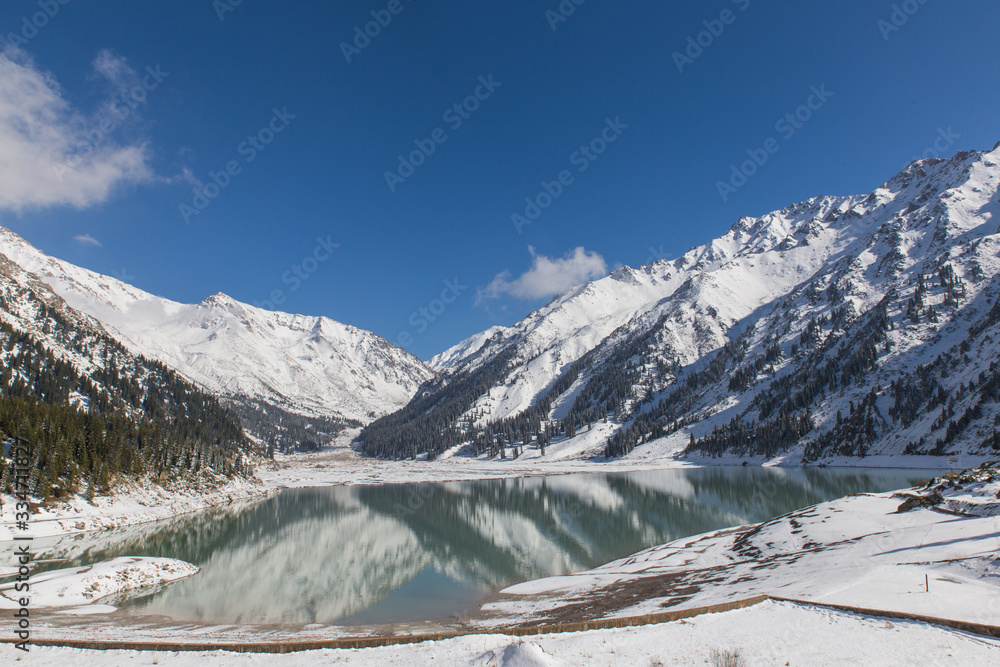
xmin=709 ymin=647 xmax=747 ymax=667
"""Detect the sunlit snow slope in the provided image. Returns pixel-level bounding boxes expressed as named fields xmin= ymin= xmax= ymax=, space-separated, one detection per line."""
xmin=0 ymin=228 xmax=434 ymax=426
xmin=366 ymin=145 xmax=1000 ymax=464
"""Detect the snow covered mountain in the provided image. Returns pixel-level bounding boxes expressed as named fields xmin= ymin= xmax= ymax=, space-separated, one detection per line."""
xmin=0 ymin=252 xmax=256 ymax=491
xmin=429 ymin=325 xmax=507 ymax=372
xmin=363 ymin=144 xmax=1000 ymax=464
xmin=0 ymin=228 xmax=434 ymax=443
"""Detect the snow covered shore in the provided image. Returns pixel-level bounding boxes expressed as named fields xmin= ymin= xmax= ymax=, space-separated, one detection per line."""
xmin=0 ymin=473 xmax=273 ymax=542
xmin=0 ymin=557 xmax=198 ymax=611
xmin=256 ymin=426 xmax=976 ymax=489
xmin=480 ymin=464 xmax=1000 ymax=630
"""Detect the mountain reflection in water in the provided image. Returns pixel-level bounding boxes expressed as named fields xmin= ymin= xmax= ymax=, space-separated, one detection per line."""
xmin=27 ymin=467 xmax=937 ymax=624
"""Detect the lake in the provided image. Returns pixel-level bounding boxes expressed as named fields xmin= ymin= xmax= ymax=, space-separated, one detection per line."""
xmin=28 ymin=467 xmax=939 ymax=626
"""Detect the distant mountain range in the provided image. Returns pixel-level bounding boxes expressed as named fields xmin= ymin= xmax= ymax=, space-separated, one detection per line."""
xmin=5 ymin=145 xmax=999 ymax=467
xmin=0 ymin=228 xmax=433 ymax=451
xmin=362 ymin=145 xmax=1000 ymax=464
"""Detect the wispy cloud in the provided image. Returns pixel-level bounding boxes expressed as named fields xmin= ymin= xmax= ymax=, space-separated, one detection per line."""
xmin=0 ymin=46 xmax=154 ymax=213
xmin=91 ymin=48 xmax=136 ymax=91
xmin=73 ymin=234 xmax=102 ymax=247
xmin=476 ymin=246 xmax=608 ymax=305
xmin=179 ymin=165 xmax=204 ymax=191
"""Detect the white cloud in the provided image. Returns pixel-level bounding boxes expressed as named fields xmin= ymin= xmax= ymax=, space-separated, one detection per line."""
xmin=476 ymin=246 xmax=608 ymax=305
xmin=73 ymin=234 xmax=102 ymax=247
xmin=91 ymin=49 xmax=135 ymax=89
xmin=0 ymin=47 xmax=154 ymax=213
xmin=179 ymin=166 xmax=204 ymax=191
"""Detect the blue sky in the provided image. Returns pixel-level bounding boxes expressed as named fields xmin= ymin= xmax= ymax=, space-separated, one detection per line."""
xmin=1 ymin=1 xmax=998 ymax=360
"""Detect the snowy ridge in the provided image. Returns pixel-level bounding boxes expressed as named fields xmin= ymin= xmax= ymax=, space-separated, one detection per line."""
xmin=429 ymin=325 xmax=507 ymax=371
xmin=429 ymin=191 xmax=871 ymax=426
xmin=0 ymin=228 xmax=434 ymax=425
xmin=371 ymin=145 xmax=1000 ymax=464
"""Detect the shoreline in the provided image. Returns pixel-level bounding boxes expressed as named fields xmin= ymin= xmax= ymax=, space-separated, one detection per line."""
xmin=1 ymin=430 xmax=978 ymax=543
xmin=2 ymin=464 xmax=997 ymax=664
xmin=257 ymin=430 xmax=978 ymax=490
xmin=0 ymin=473 xmax=276 ymax=543
xmin=6 ymin=595 xmax=999 ymax=652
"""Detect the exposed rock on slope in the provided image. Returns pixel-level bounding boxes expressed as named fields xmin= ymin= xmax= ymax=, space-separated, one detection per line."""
xmin=364 ymin=146 xmax=1000 ymax=464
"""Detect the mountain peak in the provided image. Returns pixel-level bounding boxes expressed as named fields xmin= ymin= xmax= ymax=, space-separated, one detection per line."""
xmin=200 ymin=292 xmax=240 ymax=309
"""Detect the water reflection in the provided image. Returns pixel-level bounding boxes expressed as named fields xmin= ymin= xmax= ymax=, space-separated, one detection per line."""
xmin=27 ymin=467 xmax=936 ymax=625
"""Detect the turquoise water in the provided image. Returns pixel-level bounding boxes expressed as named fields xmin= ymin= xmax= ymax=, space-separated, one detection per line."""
xmin=29 ymin=467 xmax=939 ymax=625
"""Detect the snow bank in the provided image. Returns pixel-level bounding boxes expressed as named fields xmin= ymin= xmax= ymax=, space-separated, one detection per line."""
xmin=0 ymin=557 xmax=198 ymax=608
xmin=471 ymin=641 xmax=565 ymax=666
xmin=14 ymin=600 xmax=1000 ymax=665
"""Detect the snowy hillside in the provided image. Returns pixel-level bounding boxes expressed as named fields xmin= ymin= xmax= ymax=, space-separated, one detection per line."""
xmin=363 ymin=145 xmax=1000 ymax=464
xmin=483 ymin=463 xmax=1000 ymax=631
xmin=0 ymin=228 xmax=434 ymax=435
xmin=0 ymin=253 xmax=257 ymax=493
